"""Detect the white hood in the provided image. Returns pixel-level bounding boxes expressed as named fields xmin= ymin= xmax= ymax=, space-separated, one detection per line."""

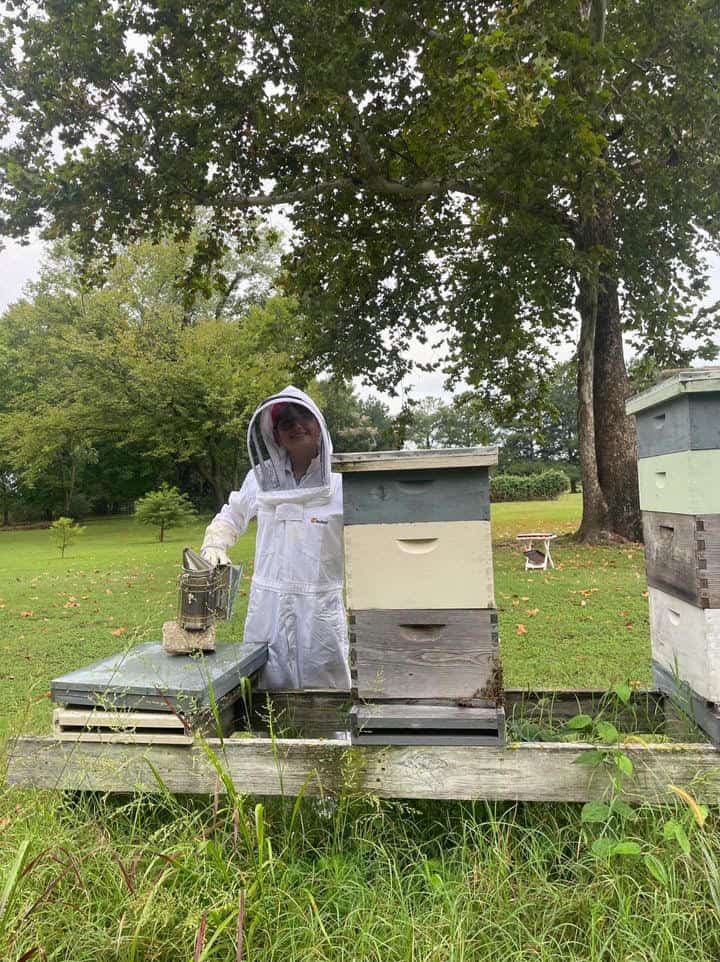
xmin=247 ymin=385 xmax=333 ymax=506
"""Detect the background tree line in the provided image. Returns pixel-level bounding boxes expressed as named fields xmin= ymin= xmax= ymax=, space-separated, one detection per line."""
xmin=0 ymin=234 xmax=581 ymax=524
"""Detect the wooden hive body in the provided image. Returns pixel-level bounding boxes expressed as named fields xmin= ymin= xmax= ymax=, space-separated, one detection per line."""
xmin=628 ymin=370 xmax=720 ymax=741
xmin=334 ymin=447 xmax=503 ymax=745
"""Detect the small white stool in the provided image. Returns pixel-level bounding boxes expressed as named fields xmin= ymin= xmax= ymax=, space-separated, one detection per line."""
xmin=516 ymin=533 xmax=556 ymax=571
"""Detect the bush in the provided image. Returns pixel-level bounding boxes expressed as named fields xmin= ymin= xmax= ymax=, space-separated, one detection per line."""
xmin=490 ymin=469 xmax=570 ymax=502
xmin=135 ymin=484 xmax=197 ymax=542
xmin=49 ymin=516 xmax=85 ymax=558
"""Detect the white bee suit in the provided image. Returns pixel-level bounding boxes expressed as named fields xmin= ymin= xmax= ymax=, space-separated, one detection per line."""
xmin=201 ymin=386 xmax=350 ymax=690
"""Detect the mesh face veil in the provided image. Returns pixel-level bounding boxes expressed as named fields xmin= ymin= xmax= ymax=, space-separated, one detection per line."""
xmin=247 ymin=389 xmax=330 ymax=495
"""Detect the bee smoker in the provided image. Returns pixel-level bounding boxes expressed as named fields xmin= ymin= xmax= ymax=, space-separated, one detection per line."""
xmin=162 ymin=548 xmax=242 ymax=654
xmin=178 ymin=548 xmax=242 ymax=630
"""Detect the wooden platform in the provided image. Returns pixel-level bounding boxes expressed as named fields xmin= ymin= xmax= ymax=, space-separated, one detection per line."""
xmin=349 ymin=703 xmax=505 ymax=745
xmin=7 ymin=733 xmax=720 ymax=803
xmin=8 ymin=688 xmax=720 ymax=802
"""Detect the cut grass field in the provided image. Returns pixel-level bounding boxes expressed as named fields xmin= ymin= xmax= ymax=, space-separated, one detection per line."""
xmin=2 ymin=495 xmax=720 ymax=961
xmin=0 ymin=493 xmax=650 ymax=737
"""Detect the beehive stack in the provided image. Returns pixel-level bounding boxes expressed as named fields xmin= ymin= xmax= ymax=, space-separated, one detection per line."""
xmin=626 ymin=368 xmax=720 ymax=741
xmin=333 ymin=447 xmax=504 ymax=745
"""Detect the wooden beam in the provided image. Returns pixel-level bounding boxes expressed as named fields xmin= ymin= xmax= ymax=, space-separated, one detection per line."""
xmin=7 ymin=735 xmax=720 ymax=802
xmin=250 ymin=689 xmax=667 ymax=738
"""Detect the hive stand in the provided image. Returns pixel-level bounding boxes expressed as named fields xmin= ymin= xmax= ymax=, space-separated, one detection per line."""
xmin=333 ymin=447 xmax=504 ymax=746
xmin=627 ymin=368 xmax=720 ymax=742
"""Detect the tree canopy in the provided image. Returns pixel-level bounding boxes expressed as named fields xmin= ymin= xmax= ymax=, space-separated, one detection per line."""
xmin=2 ymin=0 xmax=719 ymax=537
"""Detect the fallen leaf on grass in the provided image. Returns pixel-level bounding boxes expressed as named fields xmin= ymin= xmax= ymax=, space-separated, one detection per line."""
xmin=527 ymin=608 xmax=540 ymax=617
xmin=63 ymin=601 xmax=80 ymax=609
xmin=516 ymin=624 xmax=527 ymax=635
xmin=111 ymin=627 xmax=126 ymax=636
xmin=20 ymin=611 xmax=33 ymax=618
xmin=521 ymin=596 xmax=530 ymax=601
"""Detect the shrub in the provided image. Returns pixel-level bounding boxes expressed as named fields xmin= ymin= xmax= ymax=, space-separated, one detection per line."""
xmin=49 ymin=516 xmax=85 ymax=558
xmin=135 ymin=484 xmax=197 ymax=542
xmin=490 ymin=469 xmax=569 ymax=502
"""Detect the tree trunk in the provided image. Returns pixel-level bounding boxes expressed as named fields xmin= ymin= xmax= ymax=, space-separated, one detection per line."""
xmin=593 ymin=273 xmax=642 ymax=540
xmin=574 ymin=190 xmax=641 ymax=542
xmin=576 ymin=270 xmax=609 ymax=541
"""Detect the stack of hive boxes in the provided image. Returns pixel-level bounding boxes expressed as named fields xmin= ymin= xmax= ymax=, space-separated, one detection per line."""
xmin=627 ymin=368 xmax=720 ymax=741
xmin=333 ymin=447 xmax=505 ymax=745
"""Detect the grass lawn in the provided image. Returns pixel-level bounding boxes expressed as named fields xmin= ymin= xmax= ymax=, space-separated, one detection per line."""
xmin=3 ymin=497 xmax=720 ymax=962
xmin=0 ymin=493 xmax=650 ymax=737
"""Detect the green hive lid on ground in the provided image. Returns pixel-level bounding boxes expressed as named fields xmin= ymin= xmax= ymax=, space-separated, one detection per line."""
xmin=51 ymin=640 xmax=268 ymax=712
xmin=332 ymin=446 xmax=498 ymax=473
xmin=626 ymin=367 xmax=720 ymax=416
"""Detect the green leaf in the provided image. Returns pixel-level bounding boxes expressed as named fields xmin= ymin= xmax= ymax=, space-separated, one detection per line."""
xmin=673 ymin=824 xmax=691 ymax=855
xmin=610 ymin=799 xmax=637 ymax=820
xmin=609 ymin=841 xmax=641 ymax=856
xmin=644 ymin=853 xmax=669 ymax=886
xmin=663 ymin=819 xmax=692 ymax=854
xmin=595 ymin=721 xmax=619 ymax=744
xmin=574 ymin=749 xmax=606 ymax=767
xmin=581 ymin=801 xmax=612 ymax=823
xmin=612 ymin=682 xmax=632 ymax=706
xmin=591 ymin=837 xmax=614 ymax=858
xmin=565 ymin=714 xmax=593 ymax=730
xmin=614 ymin=753 xmax=633 ymax=776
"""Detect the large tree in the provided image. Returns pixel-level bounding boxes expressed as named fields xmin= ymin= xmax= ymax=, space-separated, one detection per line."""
xmin=2 ymin=1 xmax=719 ymax=538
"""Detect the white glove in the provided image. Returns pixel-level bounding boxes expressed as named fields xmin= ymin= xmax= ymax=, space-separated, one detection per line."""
xmin=201 ymin=545 xmax=231 ymax=567
xmin=201 ymin=518 xmax=237 ymax=567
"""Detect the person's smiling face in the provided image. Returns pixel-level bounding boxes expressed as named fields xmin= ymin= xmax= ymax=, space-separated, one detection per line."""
xmin=274 ymin=404 xmax=321 ymax=463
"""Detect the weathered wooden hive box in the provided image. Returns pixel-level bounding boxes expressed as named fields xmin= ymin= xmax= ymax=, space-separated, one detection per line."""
xmin=333 ymin=447 xmax=504 ymax=745
xmin=627 ymin=368 xmax=720 ymax=739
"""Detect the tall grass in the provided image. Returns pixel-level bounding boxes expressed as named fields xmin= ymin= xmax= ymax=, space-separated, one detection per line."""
xmin=2 ymin=783 xmax=720 ymax=961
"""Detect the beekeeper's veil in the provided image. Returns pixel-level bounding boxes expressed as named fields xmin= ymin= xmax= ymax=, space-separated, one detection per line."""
xmin=247 ymin=386 xmax=332 ymax=504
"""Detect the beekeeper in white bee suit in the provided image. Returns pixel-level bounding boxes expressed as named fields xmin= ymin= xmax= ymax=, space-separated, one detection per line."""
xmin=201 ymin=386 xmax=350 ymax=690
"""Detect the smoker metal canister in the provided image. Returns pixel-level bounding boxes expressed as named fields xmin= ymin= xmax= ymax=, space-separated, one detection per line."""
xmin=178 ymin=549 xmax=243 ymax=631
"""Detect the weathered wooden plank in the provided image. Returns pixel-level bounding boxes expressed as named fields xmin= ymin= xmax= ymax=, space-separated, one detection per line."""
xmin=341 ymin=468 xmax=490 ymax=526
xmin=349 ymin=608 xmax=499 ymax=700
xmin=8 ymin=735 xmax=720 ymax=802
xmin=637 ymin=451 xmax=720 ymax=515
xmin=503 ymin=689 xmax=667 ymax=734
xmin=250 ymin=690 xmax=352 ymax=738
xmin=52 ymin=700 xmax=237 ymax=744
xmin=344 ymin=521 xmax=495 ymax=610
xmin=349 ymin=703 xmax=505 ymax=746
xmin=333 ymin=447 xmax=498 ymax=472
xmin=649 ymin=586 xmax=720 ymax=703
xmin=250 ymin=689 xmax=668 ymax=737
xmin=635 ymin=394 xmax=720 ymax=459
xmin=351 ymin=703 xmax=503 ymax=727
